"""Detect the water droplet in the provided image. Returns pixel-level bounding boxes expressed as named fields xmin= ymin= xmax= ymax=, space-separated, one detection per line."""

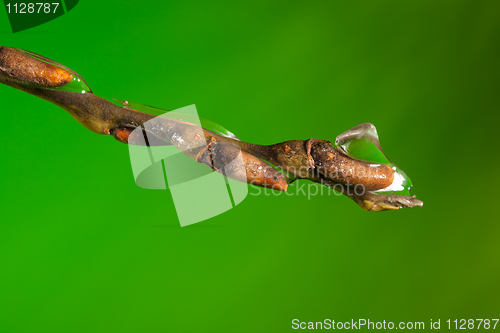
xmin=335 ymin=123 xmax=414 ymax=195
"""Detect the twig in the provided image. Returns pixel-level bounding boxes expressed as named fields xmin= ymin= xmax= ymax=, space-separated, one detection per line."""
xmin=0 ymin=46 xmax=423 ymax=211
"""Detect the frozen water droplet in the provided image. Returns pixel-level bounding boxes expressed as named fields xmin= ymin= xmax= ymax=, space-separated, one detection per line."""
xmin=335 ymin=123 xmax=414 ymax=196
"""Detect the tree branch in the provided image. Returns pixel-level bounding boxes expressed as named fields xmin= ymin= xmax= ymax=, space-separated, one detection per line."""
xmin=0 ymin=46 xmax=423 ymax=212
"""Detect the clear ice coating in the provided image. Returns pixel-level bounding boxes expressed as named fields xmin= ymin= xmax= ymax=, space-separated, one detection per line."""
xmin=14 ymin=48 xmax=92 ymax=94
xmin=112 ymin=99 xmax=240 ymax=141
xmin=50 ymin=75 xmax=91 ymax=94
xmin=335 ymin=123 xmax=413 ymax=195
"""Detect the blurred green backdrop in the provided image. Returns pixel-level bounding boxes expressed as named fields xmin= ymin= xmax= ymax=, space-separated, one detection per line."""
xmin=1 ymin=1 xmax=499 ymax=332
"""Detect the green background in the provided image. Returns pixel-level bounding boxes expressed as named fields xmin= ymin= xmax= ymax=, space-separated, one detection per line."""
xmin=1 ymin=1 xmax=499 ymax=332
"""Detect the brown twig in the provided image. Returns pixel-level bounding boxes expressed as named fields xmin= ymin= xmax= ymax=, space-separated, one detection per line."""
xmin=0 ymin=46 xmax=423 ymax=212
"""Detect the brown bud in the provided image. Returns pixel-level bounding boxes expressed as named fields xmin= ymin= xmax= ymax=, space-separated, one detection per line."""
xmin=0 ymin=46 xmax=73 ymax=87
xmin=197 ymin=142 xmax=289 ymax=191
xmin=310 ymin=140 xmax=394 ymax=191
